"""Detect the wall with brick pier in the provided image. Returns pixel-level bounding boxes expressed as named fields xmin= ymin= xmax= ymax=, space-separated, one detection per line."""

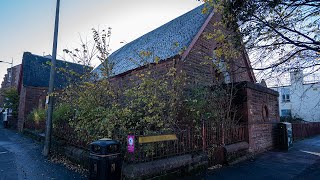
xmin=236 ymin=82 xmax=280 ymax=152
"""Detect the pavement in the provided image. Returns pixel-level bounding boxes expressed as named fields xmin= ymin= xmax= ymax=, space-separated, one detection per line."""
xmin=0 ymin=124 xmax=86 ymax=180
xmin=204 ymin=135 xmax=320 ymax=180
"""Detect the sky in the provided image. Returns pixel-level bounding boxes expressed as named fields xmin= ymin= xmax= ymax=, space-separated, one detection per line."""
xmin=0 ymin=0 xmax=202 ymax=82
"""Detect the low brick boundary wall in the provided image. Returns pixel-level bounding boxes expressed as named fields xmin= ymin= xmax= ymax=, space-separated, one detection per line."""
xmin=123 ymin=153 xmax=208 ymax=179
xmin=23 ymin=129 xmax=209 ymax=179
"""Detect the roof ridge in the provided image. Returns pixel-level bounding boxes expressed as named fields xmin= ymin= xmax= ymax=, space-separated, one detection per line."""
xmin=111 ymin=4 xmax=206 ymax=55
xmin=93 ymin=4 xmax=211 ymax=77
xmin=29 ymin=52 xmax=85 ymax=66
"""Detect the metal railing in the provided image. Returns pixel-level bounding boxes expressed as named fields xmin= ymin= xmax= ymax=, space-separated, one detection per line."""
xmin=124 ymin=128 xmax=204 ymax=163
xmin=29 ymin=121 xmax=249 ymax=163
xmin=225 ymin=125 xmax=248 ymax=145
xmin=124 ymin=123 xmax=248 ymax=163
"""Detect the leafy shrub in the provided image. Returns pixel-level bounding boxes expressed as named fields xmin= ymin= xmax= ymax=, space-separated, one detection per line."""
xmin=53 ymin=103 xmax=74 ymax=124
xmin=1 ymin=88 xmax=19 ymax=118
xmin=27 ymin=108 xmax=46 ymax=124
xmin=182 ymin=85 xmax=239 ymax=130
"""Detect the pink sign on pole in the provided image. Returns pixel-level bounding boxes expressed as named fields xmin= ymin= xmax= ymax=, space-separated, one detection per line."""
xmin=127 ymin=135 xmax=135 ymax=153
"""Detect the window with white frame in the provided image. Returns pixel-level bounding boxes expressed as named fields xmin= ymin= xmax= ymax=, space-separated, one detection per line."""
xmin=281 ymin=88 xmax=290 ymax=102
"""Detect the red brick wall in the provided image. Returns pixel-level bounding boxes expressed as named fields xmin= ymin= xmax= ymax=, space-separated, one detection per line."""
xmin=248 ymin=123 xmax=278 ymax=152
xmin=109 ymin=57 xmax=177 ymax=90
xmin=181 ymin=12 xmax=255 ymax=86
xmin=18 ymin=86 xmax=47 ymax=131
xmin=242 ymin=83 xmax=280 ymax=152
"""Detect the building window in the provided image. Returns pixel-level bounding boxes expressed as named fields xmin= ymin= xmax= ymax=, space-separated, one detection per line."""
xmin=281 ymin=88 xmax=290 ymax=102
xmin=281 ymin=109 xmax=292 ymax=117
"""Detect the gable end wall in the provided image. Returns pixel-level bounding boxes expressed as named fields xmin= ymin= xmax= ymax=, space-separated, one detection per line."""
xmin=181 ymin=12 xmax=255 ymax=86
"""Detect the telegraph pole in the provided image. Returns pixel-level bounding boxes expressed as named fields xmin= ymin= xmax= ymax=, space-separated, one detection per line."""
xmin=10 ymin=58 xmax=13 ymax=84
xmin=43 ymin=0 xmax=60 ymax=157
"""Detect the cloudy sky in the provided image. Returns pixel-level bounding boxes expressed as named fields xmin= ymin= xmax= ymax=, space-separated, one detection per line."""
xmin=0 ymin=0 xmax=202 ymax=81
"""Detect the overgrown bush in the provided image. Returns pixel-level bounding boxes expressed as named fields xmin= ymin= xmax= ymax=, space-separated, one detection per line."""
xmin=27 ymin=108 xmax=46 ymax=124
xmin=182 ymin=85 xmax=238 ymax=128
xmin=0 ymin=88 xmax=19 ymax=118
xmin=53 ymin=103 xmax=74 ymax=124
xmin=57 ymin=66 xmax=182 ymax=143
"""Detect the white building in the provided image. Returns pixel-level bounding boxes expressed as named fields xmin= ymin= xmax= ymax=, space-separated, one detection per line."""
xmin=271 ymin=70 xmax=320 ymax=122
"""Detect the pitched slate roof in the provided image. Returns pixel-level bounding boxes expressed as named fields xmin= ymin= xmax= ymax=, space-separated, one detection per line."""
xmin=22 ymin=52 xmax=90 ymax=89
xmin=93 ymin=4 xmax=211 ymax=77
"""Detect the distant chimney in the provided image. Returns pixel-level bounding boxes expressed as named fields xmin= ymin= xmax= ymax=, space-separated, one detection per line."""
xmin=260 ymin=79 xmax=267 ymax=87
xmin=290 ymin=69 xmax=304 ymax=86
xmin=43 ymin=55 xmax=52 ymax=59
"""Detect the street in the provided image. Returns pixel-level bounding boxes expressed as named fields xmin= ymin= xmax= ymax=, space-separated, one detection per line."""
xmin=0 ymin=125 xmax=85 ymax=180
xmin=204 ymin=135 xmax=320 ymax=180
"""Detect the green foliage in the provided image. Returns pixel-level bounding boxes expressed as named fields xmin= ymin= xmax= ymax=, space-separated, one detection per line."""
xmin=57 ymin=29 xmax=186 ymax=143
xmin=53 ymin=103 xmax=74 ymax=124
xmin=58 ymin=66 xmax=182 ymax=143
xmin=1 ymin=88 xmax=19 ymax=118
xmin=27 ymin=108 xmax=46 ymax=124
xmin=122 ymin=71 xmax=176 ymax=134
xmin=182 ymin=85 xmax=239 ymax=130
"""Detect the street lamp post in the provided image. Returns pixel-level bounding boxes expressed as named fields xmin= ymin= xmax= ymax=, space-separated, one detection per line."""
xmin=43 ymin=0 xmax=60 ymax=157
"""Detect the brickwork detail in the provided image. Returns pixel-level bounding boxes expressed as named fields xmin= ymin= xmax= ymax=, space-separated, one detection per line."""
xmin=182 ymin=12 xmax=255 ymax=86
xmin=245 ymin=85 xmax=280 ymax=152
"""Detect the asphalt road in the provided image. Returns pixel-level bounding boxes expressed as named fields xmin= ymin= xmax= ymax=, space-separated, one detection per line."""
xmin=0 ymin=124 xmax=85 ymax=180
xmin=205 ymin=135 xmax=320 ymax=180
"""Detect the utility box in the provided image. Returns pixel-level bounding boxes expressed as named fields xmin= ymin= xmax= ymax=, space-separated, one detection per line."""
xmin=278 ymin=122 xmax=293 ymax=150
xmin=89 ymin=138 xmax=122 ymax=180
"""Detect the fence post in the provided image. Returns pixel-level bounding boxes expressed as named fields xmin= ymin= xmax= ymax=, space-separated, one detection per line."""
xmin=221 ymin=123 xmax=225 ymax=146
xmin=202 ymin=120 xmax=206 ymax=151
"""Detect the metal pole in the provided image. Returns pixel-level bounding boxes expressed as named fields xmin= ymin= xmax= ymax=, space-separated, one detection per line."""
xmin=43 ymin=0 xmax=60 ymax=157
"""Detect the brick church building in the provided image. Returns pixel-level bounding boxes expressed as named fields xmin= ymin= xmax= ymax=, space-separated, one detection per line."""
xmin=92 ymin=4 xmax=280 ymax=152
xmin=0 ymin=4 xmax=280 ymax=153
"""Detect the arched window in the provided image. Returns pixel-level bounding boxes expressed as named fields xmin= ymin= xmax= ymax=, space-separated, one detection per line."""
xmin=262 ymin=105 xmax=269 ymax=121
